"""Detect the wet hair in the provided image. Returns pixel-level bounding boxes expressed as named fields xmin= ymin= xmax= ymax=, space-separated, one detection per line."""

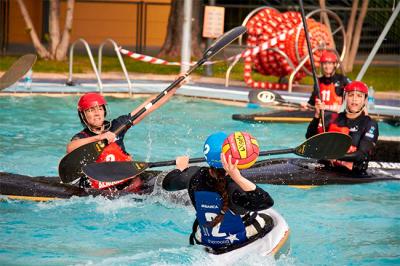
xmin=208 ymin=167 xmax=229 ymax=228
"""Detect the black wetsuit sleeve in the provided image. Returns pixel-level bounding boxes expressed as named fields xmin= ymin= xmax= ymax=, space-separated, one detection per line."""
xmin=162 ymin=166 xmax=201 ymax=191
xmin=71 ymin=132 xmax=86 ymax=141
xmin=306 ymin=117 xmax=320 ymax=139
xmin=70 ymin=129 xmax=93 ymax=141
xmin=337 ymin=141 xmax=374 ymax=162
xmin=229 ymin=184 xmax=274 ymax=212
xmin=338 ymin=120 xmax=379 ymax=162
xmin=111 ymin=114 xmax=133 ymax=134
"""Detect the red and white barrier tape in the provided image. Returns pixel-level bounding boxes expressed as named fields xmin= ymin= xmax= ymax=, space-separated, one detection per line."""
xmin=119 ymin=48 xmax=182 ymax=66
xmin=118 ymin=12 xmax=332 ymax=91
xmin=119 ymin=30 xmax=291 ymax=68
xmin=119 ymin=48 xmax=227 ymax=66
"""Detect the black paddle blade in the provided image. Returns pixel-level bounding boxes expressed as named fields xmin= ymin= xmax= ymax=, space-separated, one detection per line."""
xmin=0 ymin=54 xmax=37 ymax=90
xmin=248 ymin=90 xmax=285 ymax=104
xmin=83 ymin=161 xmax=148 ymax=182
xmin=294 ymin=132 xmax=352 ymax=159
xmin=203 ymin=26 xmax=246 ymax=61
xmin=58 ymin=140 xmax=107 ymax=183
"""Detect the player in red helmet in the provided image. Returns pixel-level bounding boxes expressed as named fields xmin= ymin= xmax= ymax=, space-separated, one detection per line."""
xmin=306 ymin=81 xmax=379 ymax=173
xmin=301 ymin=50 xmax=351 ymax=112
xmin=67 ymin=83 xmax=183 ymax=188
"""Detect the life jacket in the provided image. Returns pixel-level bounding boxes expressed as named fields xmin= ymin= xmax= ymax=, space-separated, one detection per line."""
xmin=77 ymin=129 xmax=139 ymax=190
xmin=87 ymin=142 xmax=136 ymax=189
xmin=193 ymin=191 xmax=248 ymax=249
xmin=96 ymin=142 xmax=132 ymax=162
xmin=317 ymin=82 xmax=342 ymax=112
xmin=316 ymin=112 xmax=339 ymax=134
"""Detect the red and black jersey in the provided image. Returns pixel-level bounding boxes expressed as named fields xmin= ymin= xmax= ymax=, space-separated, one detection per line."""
xmin=307 ymin=74 xmax=351 ymax=109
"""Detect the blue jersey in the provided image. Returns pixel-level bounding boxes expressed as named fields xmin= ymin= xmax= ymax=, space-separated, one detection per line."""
xmin=194 ymin=191 xmax=247 ymax=248
xmin=165 ymin=167 xmax=274 ymax=249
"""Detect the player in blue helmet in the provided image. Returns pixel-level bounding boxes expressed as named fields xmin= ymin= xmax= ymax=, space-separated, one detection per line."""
xmin=163 ymin=132 xmax=274 ymax=253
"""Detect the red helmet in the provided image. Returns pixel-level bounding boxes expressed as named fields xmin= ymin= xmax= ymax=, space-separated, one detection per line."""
xmin=77 ymin=93 xmax=107 ymax=111
xmin=344 ymin=81 xmax=369 ymax=95
xmin=320 ymin=50 xmax=337 ymax=63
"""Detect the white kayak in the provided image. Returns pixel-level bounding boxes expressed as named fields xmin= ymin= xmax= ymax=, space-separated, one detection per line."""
xmin=207 ymin=208 xmax=290 ymax=263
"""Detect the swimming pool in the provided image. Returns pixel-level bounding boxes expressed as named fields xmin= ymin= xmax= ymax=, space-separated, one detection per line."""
xmin=1 ymin=95 xmax=399 ymax=265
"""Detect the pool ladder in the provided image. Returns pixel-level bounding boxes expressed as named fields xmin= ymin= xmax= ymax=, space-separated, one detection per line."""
xmin=66 ymin=38 xmax=133 ymax=94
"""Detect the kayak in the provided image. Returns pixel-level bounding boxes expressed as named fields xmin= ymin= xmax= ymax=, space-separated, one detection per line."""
xmin=0 ymin=171 xmax=291 ymax=260
xmin=373 ymin=136 xmax=400 ymax=163
xmin=1 ymin=158 xmax=399 ymax=201
xmin=207 ymin=208 xmax=290 ymax=262
xmin=232 ymin=109 xmax=400 ymax=127
xmin=0 ymin=170 xmax=162 ymax=202
xmin=242 ymin=158 xmax=400 ymax=187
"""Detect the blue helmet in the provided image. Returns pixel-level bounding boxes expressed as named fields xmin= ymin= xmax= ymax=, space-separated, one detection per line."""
xmin=203 ymin=132 xmax=227 ymax=168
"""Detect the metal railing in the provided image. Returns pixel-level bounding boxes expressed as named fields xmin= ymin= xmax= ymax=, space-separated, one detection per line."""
xmin=98 ymin=39 xmax=133 ymax=95
xmin=67 ymin=38 xmax=103 ymax=92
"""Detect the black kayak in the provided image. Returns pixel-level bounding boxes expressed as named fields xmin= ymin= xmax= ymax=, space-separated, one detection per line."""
xmin=1 ymin=158 xmax=399 ymax=201
xmin=242 ymin=158 xmax=400 ymax=186
xmin=0 ymin=170 xmax=162 ymax=201
xmin=232 ymin=110 xmax=400 ymax=127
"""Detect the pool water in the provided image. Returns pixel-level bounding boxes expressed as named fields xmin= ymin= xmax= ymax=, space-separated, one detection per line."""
xmin=0 ymin=95 xmax=399 ymax=265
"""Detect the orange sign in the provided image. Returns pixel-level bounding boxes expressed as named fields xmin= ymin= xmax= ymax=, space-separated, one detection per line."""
xmin=203 ymin=6 xmax=225 ymax=38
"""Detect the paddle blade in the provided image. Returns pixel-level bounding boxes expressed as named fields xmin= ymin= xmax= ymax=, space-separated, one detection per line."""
xmin=0 ymin=54 xmax=37 ymax=90
xmin=83 ymin=161 xmax=148 ymax=182
xmin=248 ymin=90 xmax=285 ymax=104
xmin=203 ymin=26 xmax=246 ymax=61
xmin=58 ymin=140 xmax=107 ymax=183
xmin=295 ymin=132 xmax=351 ymax=159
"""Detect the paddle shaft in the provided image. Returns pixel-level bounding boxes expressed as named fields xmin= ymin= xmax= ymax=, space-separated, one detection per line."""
xmin=148 ymin=148 xmax=295 ymax=168
xmin=298 ymin=0 xmax=325 ymax=130
xmin=113 ymin=60 xmax=204 ymax=136
xmin=111 ymin=26 xmax=247 ymax=135
xmin=82 ymin=132 xmax=351 ymax=182
xmin=112 ymin=26 xmax=247 ymax=135
xmin=148 ymin=132 xmax=352 ymax=168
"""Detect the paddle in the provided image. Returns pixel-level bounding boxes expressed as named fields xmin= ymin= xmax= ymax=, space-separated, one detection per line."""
xmin=82 ymin=132 xmax=352 ymax=182
xmin=0 ymin=54 xmax=37 ymax=91
xmin=58 ymin=26 xmax=247 ymax=184
xmin=248 ymin=90 xmax=306 ymax=109
xmin=298 ymin=0 xmax=325 ymax=130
